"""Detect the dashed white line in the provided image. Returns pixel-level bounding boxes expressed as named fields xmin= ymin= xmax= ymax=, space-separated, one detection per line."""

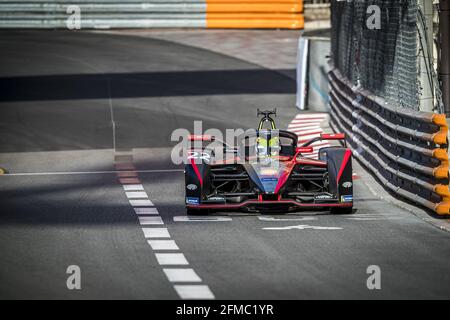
xmin=163 ymin=268 xmax=202 ymax=283
xmin=117 ymin=171 xmax=138 ymax=178
xmin=142 ymin=227 xmax=171 ymax=238
xmin=126 ymin=191 xmax=149 ymax=199
xmin=138 ymin=216 xmax=164 ymax=225
xmin=123 ymin=184 xmax=145 ymax=191
xmin=134 ymin=207 xmax=159 ymax=215
xmin=148 ymin=240 xmax=180 ymax=250
xmin=155 ymin=253 xmax=189 ymax=265
xmin=115 ymin=163 xmax=135 ymax=170
xmin=120 ymin=177 xmax=141 ymax=184
xmin=174 ymin=285 xmax=215 ymax=300
xmin=116 ymin=154 xmax=214 ymax=300
xmin=129 ymin=199 xmax=154 ymax=206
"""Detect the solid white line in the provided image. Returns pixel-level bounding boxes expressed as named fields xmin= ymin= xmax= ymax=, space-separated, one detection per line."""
xmin=129 ymin=199 xmax=154 ymax=206
xmin=163 ymin=268 xmax=202 ymax=283
xmin=3 ymin=169 xmax=184 ymax=177
xmin=174 ymin=285 xmax=215 ymax=300
xmin=134 ymin=207 xmax=159 ymax=215
xmin=155 ymin=253 xmax=189 ymax=265
xmin=263 ymin=225 xmax=342 ymax=230
xmin=142 ymin=227 xmax=170 ymax=238
xmin=138 ymin=216 xmax=164 ymax=225
xmin=123 ymin=184 xmax=144 ymax=191
xmin=148 ymin=240 xmax=180 ymax=250
xmin=126 ymin=191 xmax=149 ymax=199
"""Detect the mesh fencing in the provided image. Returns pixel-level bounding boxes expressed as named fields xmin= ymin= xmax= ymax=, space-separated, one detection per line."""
xmin=331 ymin=0 xmax=419 ymax=110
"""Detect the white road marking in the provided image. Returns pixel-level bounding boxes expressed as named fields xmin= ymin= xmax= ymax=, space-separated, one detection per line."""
xmin=126 ymin=191 xmax=148 ymax=199
xmin=258 ymin=216 xmax=318 ymax=222
xmin=148 ymin=240 xmax=180 ymax=250
xmin=263 ymin=224 xmax=343 ymax=230
xmin=297 ymin=133 xmax=322 ymax=141
xmin=134 ymin=207 xmax=159 ymax=215
xmin=138 ymin=216 xmax=164 ymax=225
xmin=115 ymin=163 xmax=135 ymax=170
xmin=117 ymin=171 xmax=138 ymax=178
xmin=155 ymin=253 xmax=189 ymax=265
xmin=290 ymin=129 xmax=323 ymax=135
xmin=173 ymin=216 xmax=232 ymax=222
xmin=115 ymin=152 xmax=215 ymax=300
xmin=3 ymin=169 xmax=183 ymax=176
xmin=347 ymin=217 xmax=402 ymax=221
xmin=163 ymin=268 xmax=202 ymax=283
xmin=120 ymin=177 xmax=141 ymax=184
xmin=295 ymin=114 xmax=327 ymax=119
xmin=142 ymin=227 xmax=170 ymax=238
xmin=290 ymin=121 xmax=324 ymax=126
xmin=289 ymin=125 xmax=322 ymax=131
xmin=174 ymin=285 xmax=215 ymax=300
xmin=129 ymin=199 xmax=154 ymax=206
xmin=123 ymin=184 xmax=144 ymax=191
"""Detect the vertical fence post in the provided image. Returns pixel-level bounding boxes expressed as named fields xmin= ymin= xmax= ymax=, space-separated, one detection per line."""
xmin=440 ymin=0 xmax=450 ymax=116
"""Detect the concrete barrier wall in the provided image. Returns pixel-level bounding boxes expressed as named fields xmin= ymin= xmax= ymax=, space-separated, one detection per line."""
xmin=0 ymin=0 xmax=304 ymax=29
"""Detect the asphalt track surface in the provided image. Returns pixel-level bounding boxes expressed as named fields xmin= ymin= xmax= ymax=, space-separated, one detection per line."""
xmin=1 ymin=30 xmax=450 ymax=299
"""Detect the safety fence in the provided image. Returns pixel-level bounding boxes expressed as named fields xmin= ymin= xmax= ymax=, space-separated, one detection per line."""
xmin=328 ymin=66 xmax=450 ymax=216
xmin=0 ymin=0 xmax=304 ymax=29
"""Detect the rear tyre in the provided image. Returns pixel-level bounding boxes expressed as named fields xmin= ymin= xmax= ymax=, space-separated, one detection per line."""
xmin=331 ymin=206 xmax=353 ymax=215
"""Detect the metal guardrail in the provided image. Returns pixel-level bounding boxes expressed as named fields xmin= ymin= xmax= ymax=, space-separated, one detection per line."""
xmin=0 ymin=1 xmax=305 ymax=29
xmin=328 ymin=66 xmax=450 ymax=215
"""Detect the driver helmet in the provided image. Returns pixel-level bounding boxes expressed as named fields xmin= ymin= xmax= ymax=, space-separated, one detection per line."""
xmin=256 ymin=136 xmax=281 ymax=157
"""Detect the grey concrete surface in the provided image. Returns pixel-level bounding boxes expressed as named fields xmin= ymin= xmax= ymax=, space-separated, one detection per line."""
xmin=1 ymin=30 xmax=450 ymax=299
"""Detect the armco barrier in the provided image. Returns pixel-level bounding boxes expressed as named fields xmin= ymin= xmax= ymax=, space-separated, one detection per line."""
xmin=328 ymin=66 xmax=450 ymax=215
xmin=0 ymin=0 xmax=304 ymax=29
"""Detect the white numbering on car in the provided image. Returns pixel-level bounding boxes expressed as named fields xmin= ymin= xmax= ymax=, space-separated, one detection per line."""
xmin=342 ymin=182 xmax=353 ymax=188
xmin=187 ymin=151 xmax=211 ymax=161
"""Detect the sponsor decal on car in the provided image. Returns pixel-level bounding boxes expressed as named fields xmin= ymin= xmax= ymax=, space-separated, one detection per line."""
xmin=341 ymin=195 xmax=353 ymax=203
xmin=342 ymin=182 xmax=353 ymax=188
xmin=315 ymin=194 xmax=333 ymax=200
xmin=208 ymin=196 xmax=225 ymax=201
xmin=186 ymin=197 xmax=200 ymax=205
xmin=186 ymin=184 xmax=197 ymax=191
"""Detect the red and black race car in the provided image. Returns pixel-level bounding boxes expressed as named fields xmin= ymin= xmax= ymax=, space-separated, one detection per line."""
xmin=184 ymin=110 xmax=353 ymax=215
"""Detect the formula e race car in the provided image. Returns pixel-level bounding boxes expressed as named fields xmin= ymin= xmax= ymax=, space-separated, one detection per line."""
xmin=184 ymin=109 xmax=353 ymax=215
